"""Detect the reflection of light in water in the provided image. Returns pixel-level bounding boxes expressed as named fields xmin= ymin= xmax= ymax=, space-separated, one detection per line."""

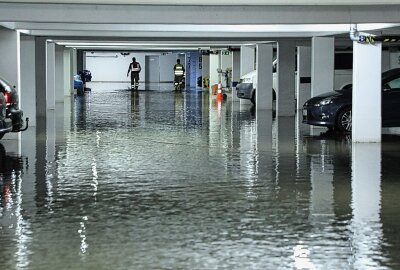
xmin=293 ymin=244 xmax=315 ymax=270
xmin=96 ymin=131 xmax=101 ymax=148
xmin=78 ymin=216 xmax=89 ymax=254
xmin=14 ymin=173 xmax=32 ymax=269
xmin=91 ymin=158 xmax=98 ymax=198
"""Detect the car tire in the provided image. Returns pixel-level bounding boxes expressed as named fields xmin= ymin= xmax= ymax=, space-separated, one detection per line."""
xmin=251 ymin=90 xmax=256 ymax=104
xmin=336 ymin=107 xmax=352 ymax=132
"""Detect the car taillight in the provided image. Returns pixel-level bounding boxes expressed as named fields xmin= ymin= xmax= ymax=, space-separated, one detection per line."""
xmin=4 ymin=92 xmax=11 ymax=105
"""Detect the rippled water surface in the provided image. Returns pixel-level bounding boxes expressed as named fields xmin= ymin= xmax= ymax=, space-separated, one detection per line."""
xmin=1 ymin=84 xmax=400 ymax=269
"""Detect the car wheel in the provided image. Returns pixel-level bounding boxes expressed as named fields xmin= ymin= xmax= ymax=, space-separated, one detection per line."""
xmin=336 ymin=107 xmax=352 ymax=132
xmin=251 ymin=90 xmax=256 ymax=104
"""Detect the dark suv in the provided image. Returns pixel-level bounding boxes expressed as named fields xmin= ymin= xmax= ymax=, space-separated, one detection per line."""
xmin=0 ymin=77 xmax=28 ymax=139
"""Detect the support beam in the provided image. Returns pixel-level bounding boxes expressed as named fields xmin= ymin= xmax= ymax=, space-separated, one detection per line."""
xmin=277 ymin=40 xmax=296 ymax=116
xmin=63 ymin=48 xmax=72 ymax=96
xmin=311 ymin=37 xmax=334 ymax=97
xmin=296 ymin=46 xmax=311 ymax=110
xmin=352 ymin=42 xmax=382 ymax=142
xmin=35 ymin=37 xmax=47 ymax=121
xmin=47 ymin=42 xmax=56 ymax=109
xmin=201 ymin=54 xmax=210 ymax=91
xmin=232 ymin=51 xmax=241 ymax=102
xmin=21 ymin=35 xmax=37 ymax=126
xmin=55 ymin=44 xmax=64 ymax=103
xmin=240 ymin=45 xmax=254 ymax=77
xmin=256 ymin=43 xmax=273 ymax=110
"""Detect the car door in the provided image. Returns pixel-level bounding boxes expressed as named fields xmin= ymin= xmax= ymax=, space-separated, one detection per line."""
xmin=382 ymin=76 xmax=400 ymax=127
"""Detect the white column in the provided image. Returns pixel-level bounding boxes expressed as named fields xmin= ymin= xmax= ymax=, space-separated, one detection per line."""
xmin=296 ymin=46 xmax=312 ymax=110
xmin=0 ymin=28 xmax=21 ymax=141
xmin=220 ymin=51 xmax=232 ymax=89
xmin=63 ymin=48 xmax=72 ymax=96
xmin=382 ymin=50 xmax=390 ymax=72
xmin=352 ymin=42 xmax=382 ymax=143
xmin=277 ymin=41 xmax=296 ymax=116
xmin=46 ymin=42 xmax=56 ymax=109
xmin=209 ymin=53 xmax=220 ymax=92
xmin=201 ymin=54 xmax=210 ymax=91
xmin=232 ymin=50 xmax=241 ymax=103
xmin=256 ymin=43 xmax=273 ymax=110
xmin=35 ymin=37 xmax=46 ymax=121
xmin=311 ymin=37 xmax=334 ymax=97
xmin=240 ymin=45 xmax=255 ymax=77
xmin=55 ymin=44 xmax=64 ymax=103
xmin=351 ymin=143 xmax=382 ymax=268
xmin=21 ymin=36 xmax=37 ymax=127
xmin=240 ymin=46 xmax=255 ymax=105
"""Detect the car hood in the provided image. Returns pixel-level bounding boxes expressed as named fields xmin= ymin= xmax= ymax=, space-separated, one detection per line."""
xmin=304 ymin=89 xmax=350 ymax=106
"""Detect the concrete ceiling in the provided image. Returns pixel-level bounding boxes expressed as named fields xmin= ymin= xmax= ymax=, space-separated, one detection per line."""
xmin=1 ymin=2 xmax=400 ymax=50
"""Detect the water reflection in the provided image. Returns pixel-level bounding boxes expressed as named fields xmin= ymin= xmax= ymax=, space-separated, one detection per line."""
xmin=1 ymin=86 xmax=400 ymax=269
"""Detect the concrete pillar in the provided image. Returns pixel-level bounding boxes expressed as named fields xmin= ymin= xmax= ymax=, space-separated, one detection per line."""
xmin=296 ymin=46 xmax=312 ymax=110
xmin=209 ymin=53 xmax=220 ymax=93
xmin=277 ymin=41 xmax=296 ymax=116
xmin=352 ymin=42 xmax=382 ymax=142
xmin=240 ymin=45 xmax=255 ymax=76
xmin=35 ymin=37 xmax=47 ymax=121
xmin=232 ymin=51 xmax=241 ymax=102
xmin=21 ymin=36 xmax=36 ymax=127
xmin=351 ymin=143 xmax=382 ymax=268
xmin=256 ymin=43 xmax=273 ymax=110
xmin=240 ymin=46 xmax=254 ymax=105
xmin=311 ymin=37 xmax=334 ymax=97
xmin=63 ymin=48 xmax=72 ymax=96
xmin=201 ymin=54 xmax=210 ymax=91
xmin=71 ymin=48 xmax=77 ymax=91
xmin=55 ymin=44 xmax=64 ymax=103
xmin=47 ymin=42 xmax=56 ymax=109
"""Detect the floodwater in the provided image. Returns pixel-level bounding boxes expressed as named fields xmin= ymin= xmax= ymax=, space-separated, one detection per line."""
xmin=1 ymin=84 xmax=400 ymax=269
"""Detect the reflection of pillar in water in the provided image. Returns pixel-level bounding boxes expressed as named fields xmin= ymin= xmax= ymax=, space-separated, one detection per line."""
xmin=351 ymin=143 xmax=382 ymax=269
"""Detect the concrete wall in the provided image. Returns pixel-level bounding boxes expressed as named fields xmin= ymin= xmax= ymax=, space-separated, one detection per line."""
xmin=86 ymin=52 xmax=146 ymax=82
xmin=159 ymin=53 xmax=177 ymax=82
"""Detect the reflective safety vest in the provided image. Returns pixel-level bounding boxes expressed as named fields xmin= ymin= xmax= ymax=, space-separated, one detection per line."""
xmin=174 ymin=64 xmax=184 ymax=76
xmin=130 ymin=62 xmax=141 ymax=73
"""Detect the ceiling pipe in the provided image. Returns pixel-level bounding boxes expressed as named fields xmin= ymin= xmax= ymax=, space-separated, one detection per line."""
xmin=350 ymin=23 xmax=400 ymax=44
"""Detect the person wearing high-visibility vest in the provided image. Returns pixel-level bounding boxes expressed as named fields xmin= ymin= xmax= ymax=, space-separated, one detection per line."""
xmin=127 ymin=57 xmax=141 ymax=90
xmin=173 ymin=59 xmax=185 ymax=90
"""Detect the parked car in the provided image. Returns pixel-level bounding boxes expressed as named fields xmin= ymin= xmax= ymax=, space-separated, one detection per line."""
xmin=0 ymin=77 xmax=28 ymax=139
xmin=302 ymin=68 xmax=400 ymax=132
xmin=237 ymin=52 xmax=353 ymax=105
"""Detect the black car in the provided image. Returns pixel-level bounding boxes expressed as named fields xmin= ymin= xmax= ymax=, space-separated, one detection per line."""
xmin=0 ymin=77 xmax=28 ymax=139
xmin=302 ymin=68 xmax=400 ymax=132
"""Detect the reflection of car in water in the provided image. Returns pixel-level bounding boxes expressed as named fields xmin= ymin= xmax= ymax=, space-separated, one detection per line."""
xmin=0 ymin=76 xmax=29 ymax=140
xmin=0 ymin=143 xmax=25 ymax=201
xmin=302 ymin=68 xmax=400 ymax=132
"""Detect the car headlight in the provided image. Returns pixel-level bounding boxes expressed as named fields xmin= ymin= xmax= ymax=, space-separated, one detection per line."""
xmin=315 ymin=98 xmax=334 ymax=107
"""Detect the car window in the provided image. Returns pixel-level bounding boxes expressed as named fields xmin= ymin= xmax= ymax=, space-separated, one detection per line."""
xmin=387 ymin=77 xmax=400 ymax=90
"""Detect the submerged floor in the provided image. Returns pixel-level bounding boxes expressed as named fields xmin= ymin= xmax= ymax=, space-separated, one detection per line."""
xmin=1 ymin=84 xmax=400 ymax=269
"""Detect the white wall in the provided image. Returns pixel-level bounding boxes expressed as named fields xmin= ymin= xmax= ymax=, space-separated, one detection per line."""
xmin=159 ymin=53 xmax=176 ymax=82
xmin=86 ymin=52 xmax=146 ymax=82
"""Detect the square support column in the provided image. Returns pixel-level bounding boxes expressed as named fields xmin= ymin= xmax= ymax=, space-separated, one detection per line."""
xmin=63 ymin=48 xmax=72 ymax=97
xmin=311 ymin=37 xmax=334 ymax=97
xmin=201 ymin=54 xmax=210 ymax=91
xmin=47 ymin=42 xmax=56 ymax=109
xmin=35 ymin=37 xmax=47 ymax=121
xmin=352 ymin=42 xmax=382 ymax=142
xmin=240 ymin=45 xmax=255 ymax=77
xmin=55 ymin=44 xmax=65 ymax=103
xmin=21 ymin=36 xmax=37 ymax=126
xmin=232 ymin=51 xmax=241 ymax=102
xmin=296 ymin=46 xmax=311 ymax=110
xmin=277 ymin=41 xmax=296 ymax=116
xmin=256 ymin=43 xmax=273 ymax=110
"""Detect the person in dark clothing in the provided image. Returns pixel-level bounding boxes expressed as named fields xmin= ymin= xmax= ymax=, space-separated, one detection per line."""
xmin=127 ymin=57 xmax=141 ymax=90
xmin=173 ymin=59 xmax=185 ymax=90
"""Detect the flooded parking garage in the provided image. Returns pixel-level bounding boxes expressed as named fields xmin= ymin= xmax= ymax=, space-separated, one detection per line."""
xmin=1 ymin=85 xmax=400 ymax=269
